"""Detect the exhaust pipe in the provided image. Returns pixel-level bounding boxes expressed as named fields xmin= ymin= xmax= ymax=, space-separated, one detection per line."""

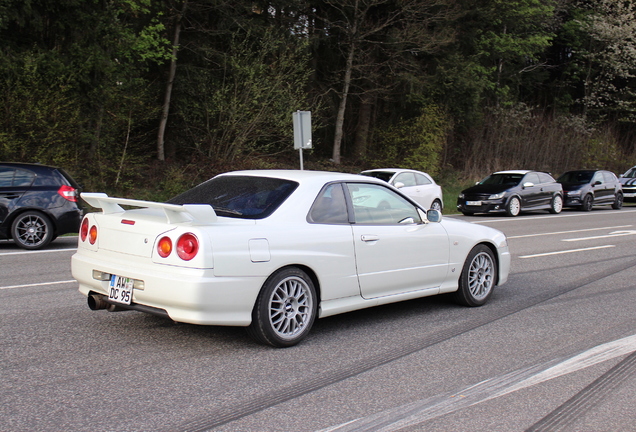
xmin=88 ymin=294 xmax=109 ymax=310
xmin=87 ymin=294 xmax=129 ymax=312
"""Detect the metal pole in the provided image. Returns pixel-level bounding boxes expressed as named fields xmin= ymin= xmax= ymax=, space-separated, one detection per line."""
xmin=299 ymin=148 xmax=304 ymax=170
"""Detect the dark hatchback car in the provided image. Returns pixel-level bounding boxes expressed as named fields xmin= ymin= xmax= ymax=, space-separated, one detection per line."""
xmin=0 ymin=162 xmax=82 ymax=249
xmin=457 ymin=170 xmax=563 ymax=217
xmin=557 ymin=170 xmax=623 ymax=211
xmin=619 ymin=166 xmax=636 ymax=202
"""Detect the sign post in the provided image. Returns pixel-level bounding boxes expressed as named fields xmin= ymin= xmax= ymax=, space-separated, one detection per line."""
xmin=293 ymin=110 xmax=312 ymax=170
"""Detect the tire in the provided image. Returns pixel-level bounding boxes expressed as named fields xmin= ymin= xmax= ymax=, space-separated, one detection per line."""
xmin=247 ymin=267 xmax=317 ymax=347
xmin=430 ymin=199 xmax=443 ymax=212
xmin=549 ymin=194 xmax=563 ymax=214
xmin=453 ymin=244 xmax=497 ymax=307
xmin=580 ymin=194 xmax=593 ymax=212
xmin=612 ymin=192 xmax=623 ymax=210
xmin=505 ymin=196 xmax=521 ymax=217
xmin=11 ymin=211 xmax=54 ymax=250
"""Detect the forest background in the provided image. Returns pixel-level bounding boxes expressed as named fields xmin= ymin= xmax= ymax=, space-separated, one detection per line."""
xmin=1 ymin=0 xmax=636 ymax=203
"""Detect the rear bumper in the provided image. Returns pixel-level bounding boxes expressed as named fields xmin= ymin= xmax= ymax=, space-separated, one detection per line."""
xmin=72 ymin=250 xmax=265 ymax=326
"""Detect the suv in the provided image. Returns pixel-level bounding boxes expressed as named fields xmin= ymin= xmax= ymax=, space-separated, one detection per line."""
xmin=619 ymin=166 xmax=636 ymax=202
xmin=457 ymin=170 xmax=563 ymax=216
xmin=0 ymin=162 xmax=82 ymax=249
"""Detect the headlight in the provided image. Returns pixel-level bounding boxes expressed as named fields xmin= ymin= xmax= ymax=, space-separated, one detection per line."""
xmin=567 ymin=190 xmax=581 ymax=196
xmin=488 ymin=192 xmax=505 ymax=199
xmin=458 ymin=193 xmax=464 ymax=199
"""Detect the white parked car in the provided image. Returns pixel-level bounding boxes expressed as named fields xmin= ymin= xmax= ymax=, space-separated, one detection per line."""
xmin=360 ymin=168 xmax=444 ymax=211
xmin=72 ymin=170 xmax=510 ymax=347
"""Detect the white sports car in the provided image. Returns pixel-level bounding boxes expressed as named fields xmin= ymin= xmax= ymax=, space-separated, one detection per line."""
xmin=72 ymin=170 xmax=510 ymax=347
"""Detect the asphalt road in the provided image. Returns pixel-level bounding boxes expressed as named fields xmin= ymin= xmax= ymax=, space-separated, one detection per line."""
xmin=2 ymin=205 xmax=636 ymax=432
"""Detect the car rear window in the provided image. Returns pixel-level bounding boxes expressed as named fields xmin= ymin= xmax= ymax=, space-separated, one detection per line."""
xmin=167 ymin=175 xmax=298 ymax=219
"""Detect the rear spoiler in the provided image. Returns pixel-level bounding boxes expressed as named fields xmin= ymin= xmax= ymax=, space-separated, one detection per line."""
xmin=81 ymin=193 xmax=217 ymax=224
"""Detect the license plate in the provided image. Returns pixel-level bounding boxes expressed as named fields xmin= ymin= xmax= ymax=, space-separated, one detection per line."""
xmin=466 ymin=200 xmax=482 ymax=206
xmin=109 ymin=275 xmax=133 ymax=305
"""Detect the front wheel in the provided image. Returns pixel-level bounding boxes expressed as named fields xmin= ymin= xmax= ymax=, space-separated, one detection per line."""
xmin=247 ymin=267 xmax=317 ymax=347
xmin=453 ymin=245 xmax=497 ymax=307
xmin=549 ymin=195 xmax=563 ymax=214
xmin=11 ymin=211 xmax=54 ymax=250
xmin=580 ymin=194 xmax=593 ymax=211
xmin=505 ymin=197 xmax=521 ymax=217
xmin=612 ymin=192 xmax=623 ymax=210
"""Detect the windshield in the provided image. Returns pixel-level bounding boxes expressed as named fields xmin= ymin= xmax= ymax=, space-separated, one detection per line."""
xmin=168 ymin=175 xmax=298 ymax=219
xmin=557 ymin=171 xmax=593 ymax=184
xmin=623 ymin=168 xmax=636 ymax=178
xmin=479 ymin=173 xmax=524 ymax=186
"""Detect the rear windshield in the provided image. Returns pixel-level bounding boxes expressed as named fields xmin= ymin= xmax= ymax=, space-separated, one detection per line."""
xmin=360 ymin=171 xmax=394 ymax=182
xmin=167 ymin=175 xmax=298 ymax=219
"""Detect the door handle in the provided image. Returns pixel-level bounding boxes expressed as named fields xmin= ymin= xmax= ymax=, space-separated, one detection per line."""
xmin=361 ymin=235 xmax=379 ymax=242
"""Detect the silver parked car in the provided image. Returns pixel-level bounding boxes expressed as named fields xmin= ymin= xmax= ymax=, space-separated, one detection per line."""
xmin=360 ymin=168 xmax=444 ymax=211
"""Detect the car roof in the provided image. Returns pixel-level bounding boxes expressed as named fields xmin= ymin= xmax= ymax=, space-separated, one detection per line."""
xmin=0 ymin=162 xmax=58 ymax=171
xmin=219 ymin=169 xmax=384 ymax=185
xmin=361 ymin=168 xmax=425 ymax=174
xmin=492 ymin=170 xmax=532 ymax=175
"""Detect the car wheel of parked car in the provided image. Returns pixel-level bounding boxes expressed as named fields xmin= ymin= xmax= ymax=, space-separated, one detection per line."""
xmin=11 ymin=211 xmax=54 ymax=250
xmin=580 ymin=194 xmax=593 ymax=212
xmin=247 ymin=267 xmax=317 ymax=347
xmin=453 ymin=244 xmax=496 ymax=307
xmin=549 ymin=195 xmax=563 ymax=214
xmin=505 ymin=197 xmax=521 ymax=217
xmin=612 ymin=193 xmax=623 ymax=210
xmin=430 ymin=199 xmax=442 ymax=212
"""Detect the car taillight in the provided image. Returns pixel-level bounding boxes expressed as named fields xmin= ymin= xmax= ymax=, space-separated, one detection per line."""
xmin=177 ymin=233 xmax=198 ymax=261
xmin=58 ymin=185 xmax=78 ymax=202
xmin=80 ymin=218 xmax=89 ymax=242
xmin=157 ymin=236 xmax=172 ymax=258
xmin=89 ymin=225 xmax=98 ymax=245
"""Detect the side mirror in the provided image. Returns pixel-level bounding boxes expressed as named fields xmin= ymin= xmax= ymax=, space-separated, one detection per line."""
xmin=426 ymin=209 xmax=442 ymax=223
xmin=523 ymin=182 xmax=534 ymax=188
xmin=593 ymin=181 xmax=602 ymax=186
xmin=394 ymin=182 xmax=405 ymax=189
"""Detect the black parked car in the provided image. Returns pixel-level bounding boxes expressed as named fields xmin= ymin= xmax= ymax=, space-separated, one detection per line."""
xmin=619 ymin=166 xmax=636 ymax=202
xmin=557 ymin=170 xmax=623 ymax=211
xmin=457 ymin=170 xmax=563 ymax=217
xmin=0 ymin=162 xmax=82 ymax=249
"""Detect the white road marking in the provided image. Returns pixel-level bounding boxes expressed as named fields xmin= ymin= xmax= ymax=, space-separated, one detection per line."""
xmin=518 ymin=245 xmax=615 ymax=259
xmin=320 ymin=334 xmax=636 ymax=431
xmin=470 ymin=209 xmax=636 ymax=224
xmin=0 ymin=248 xmax=76 ymax=256
xmin=0 ymin=280 xmax=76 ymax=290
xmin=562 ymin=230 xmax=636 ymax=242
xmin=507 ymin=225 xmax=632 ymax=239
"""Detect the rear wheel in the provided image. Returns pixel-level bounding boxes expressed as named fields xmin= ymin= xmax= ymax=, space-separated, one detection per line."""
xmin=453 ymin=245 xmax=497 ymax=307
xmin=549 ymin=195 xmax=563 ymax=214
xmin=247 ymin=267 xmax=317 ymax=347
xmin=612 ymin=192 xmax=623 ymax=210
xmin=11 ymin=211 xmax=54 ymax=250
xmin=580 ymin=194 xmax=593 ymax=211
xmin=505 ymin=197 xmax=521 ymax=217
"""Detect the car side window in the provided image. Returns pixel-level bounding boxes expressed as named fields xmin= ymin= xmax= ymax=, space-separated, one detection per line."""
xmin=538 ymin=173 xmax=555 ymax=184
xmin=592 ymin=172 xmax=603 ymax=184
xmin=394 ymin=172 xmax=416 ymax=187
xmin=415 ymin=173 xmax=432 ymax=185
xmin=0 ymin=168 xmax=14 ymax=187
xmin=524 ymin=173 xmax=541 ymax=185
xmin=602 ymin=172 xmax=617 ymax=183
xmin=308 ymin=183 xmax=349 ymax=224
xmin=346 ymin=183 xmax=421 ymax=225
xmin=13 ymin=169 xmax=35 ymax=187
